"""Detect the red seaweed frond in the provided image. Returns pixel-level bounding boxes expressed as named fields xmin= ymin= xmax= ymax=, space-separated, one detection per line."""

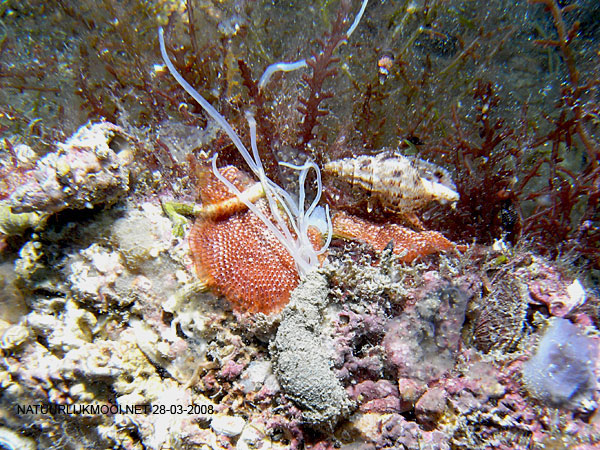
xmin=423 ymin=81 xmax=522 ymax=244
xmin=295 ymin=0 xmax=353 ymax=159
xmin=520 ymin=110 xmax=600 ymax=265
xmin=529 ymin=0 xmax=600 ymax=167
xmin=514 ymin=0 xmax=600 ymax=267
xmin=237 ymin=59 xmax=280 ymax=180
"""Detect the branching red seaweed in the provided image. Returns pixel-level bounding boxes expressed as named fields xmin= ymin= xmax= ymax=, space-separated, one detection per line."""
xmin=295 ymin=0 xmax=353 ymax=161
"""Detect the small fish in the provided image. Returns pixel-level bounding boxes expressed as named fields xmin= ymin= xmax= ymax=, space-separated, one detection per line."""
xmin=324 ymin=150 xmax=459 ymax=216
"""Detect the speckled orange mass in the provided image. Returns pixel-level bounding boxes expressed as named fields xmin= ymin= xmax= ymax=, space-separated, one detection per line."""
xmin=189 ymin=165 xmax=300 ymax=315
xmin=332 ymin=211 xmax=455 ymax=262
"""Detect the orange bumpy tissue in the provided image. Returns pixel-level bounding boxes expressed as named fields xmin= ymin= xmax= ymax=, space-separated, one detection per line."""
xmin=332 ymin=211 xmax=455 ymax=262
xmin=189 ymin=165 xmax=311 ymax=315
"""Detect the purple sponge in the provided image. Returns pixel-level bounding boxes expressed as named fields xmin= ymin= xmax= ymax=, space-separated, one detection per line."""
xmin=522 ymin=318 xmax=597 ymax=410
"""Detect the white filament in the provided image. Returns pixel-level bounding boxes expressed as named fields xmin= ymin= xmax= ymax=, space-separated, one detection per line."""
xmin=346 ymin=0 xmax=369 ymax=38
xmin=257 ymin=0 xmax=369 ymax=89
xmin=258 ymin=60 xmax=308 ymax=91
xmin=159 ymin=27 xmax=332 ymax=275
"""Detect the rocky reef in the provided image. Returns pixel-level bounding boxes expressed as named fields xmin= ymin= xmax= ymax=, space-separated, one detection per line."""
xmin=1 ymin=0 xmax=599 ymax=449
xmin=1 ymin=122 xmax=599 ymax=448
